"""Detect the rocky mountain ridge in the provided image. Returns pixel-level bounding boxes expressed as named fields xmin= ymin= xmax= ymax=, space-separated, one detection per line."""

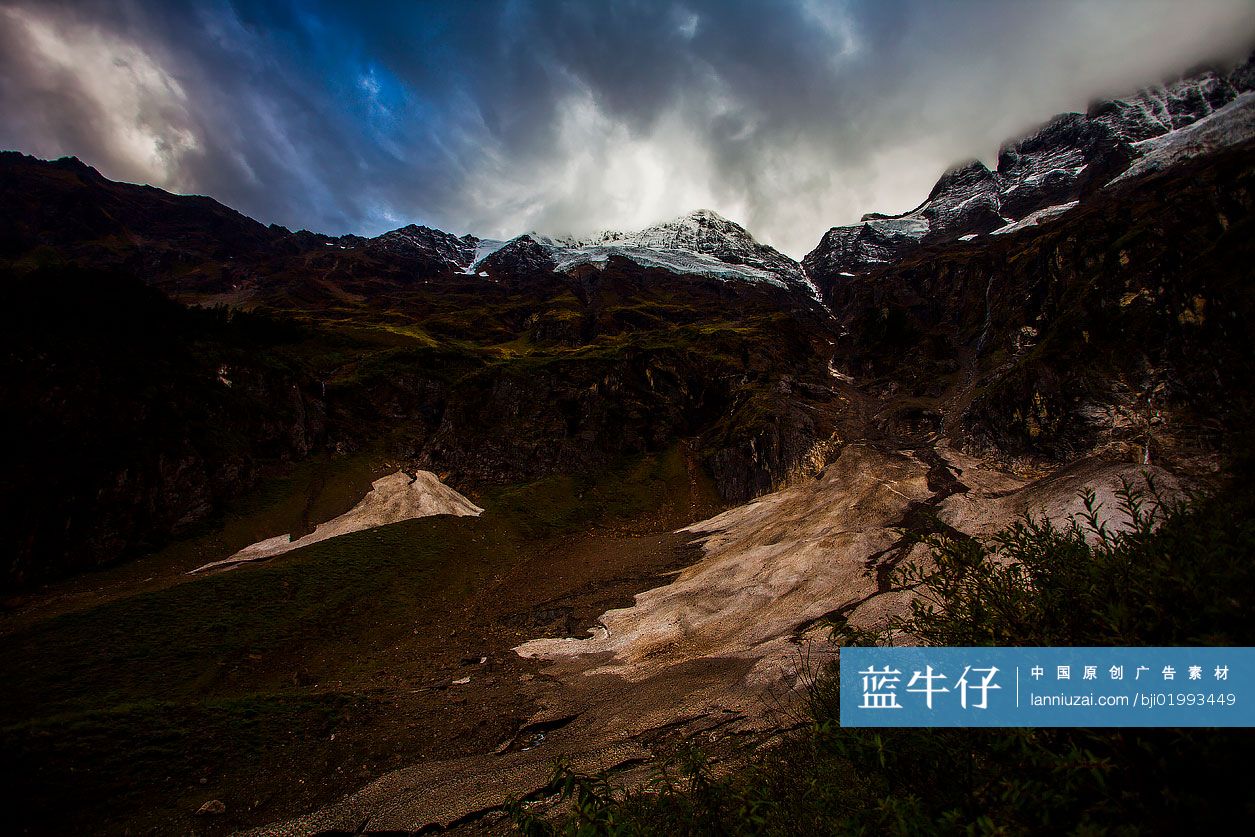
xmin=366 ymin=209 xmax=820 ymax=300
xmin=520 ymin=209 xmax=816 ymax=297
xmin=803 ymin=53 xmax=1255 ymax=281
xmin=6 ymin=54 xmax=1252 ymax=309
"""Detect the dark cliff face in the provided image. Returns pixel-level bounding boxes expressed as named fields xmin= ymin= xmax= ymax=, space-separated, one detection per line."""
xmin=0 ymin=269 xmax=325 ymax=589
xmin=797 ymin=55 xmax=1255 ymax=479
xmin=821 ymin=143 xmax=1255 ymax=471
xmin=311 ymin=253 xmax=839 ymax=499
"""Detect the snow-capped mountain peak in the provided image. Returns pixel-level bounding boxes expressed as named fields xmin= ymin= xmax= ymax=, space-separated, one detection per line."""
xmin=804 ymin=52 xmax=1255 ymax=282
xmin=367 ymin=223 xmax=476 ymax=271
xmin=472 ymin=210 xmax=821 ymax=302
xmin=364 ymin=206 xmax=823 ymax=301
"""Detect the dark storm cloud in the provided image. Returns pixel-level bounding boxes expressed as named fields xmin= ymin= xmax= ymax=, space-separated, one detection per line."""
xmin=2 ymin=1 xmax=1254 ymax=257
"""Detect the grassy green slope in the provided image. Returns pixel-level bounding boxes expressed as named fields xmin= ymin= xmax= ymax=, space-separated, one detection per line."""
xmin=0 ymin=444 xmax=708 ymax=834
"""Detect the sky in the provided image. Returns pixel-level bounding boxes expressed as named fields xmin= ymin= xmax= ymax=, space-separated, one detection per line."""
xmin=1 ymin=1 xmax=1254 ymax=258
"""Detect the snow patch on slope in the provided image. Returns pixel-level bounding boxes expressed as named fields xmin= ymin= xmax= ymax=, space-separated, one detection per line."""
xmin=990 ymin=201 xmax=1079 ymax=236
xmin=514 ymin=445 xmax=1177 ymax=686
xmin=548 ymin=243 xmax=790 ymax=288
xmin=1109 ymin=92 xmax=1255 ymax=186
xmin=463 ymin=238 xmax=507 ymax=274
xmin=188 ymin=471 xmax=482 ymax=574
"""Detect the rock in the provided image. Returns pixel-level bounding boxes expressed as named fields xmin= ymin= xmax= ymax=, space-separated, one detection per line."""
xmin=476 ymin=235 xmax=558 ymax=281
xmin=196 ymin=799 xmax=226 ymax=816
xmin=366 ymin=224 xmax=476 ymax=273
xmin=820 ymin=141 xmax=1255 ymax=466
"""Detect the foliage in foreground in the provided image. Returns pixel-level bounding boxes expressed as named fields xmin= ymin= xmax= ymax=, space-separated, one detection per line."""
xmin=511 ymin=479 xmax=1255 ymax=835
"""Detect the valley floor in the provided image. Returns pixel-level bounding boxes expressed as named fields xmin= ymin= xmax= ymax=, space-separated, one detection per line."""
xmin=0 ymin=435 xmax=1184 ymax=835
xmin=0 ymin=444 xmax=722 ymax=835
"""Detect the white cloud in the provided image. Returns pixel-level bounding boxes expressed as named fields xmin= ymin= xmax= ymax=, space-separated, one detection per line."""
xmin=1 ymin=5 xmax=199 ymax=188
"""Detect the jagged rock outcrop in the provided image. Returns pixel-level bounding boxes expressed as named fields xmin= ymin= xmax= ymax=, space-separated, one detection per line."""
xmin=367 ymin=224 xmax=477 ymax=274
xmin=475 ymin=234 xmax=559 ymax=282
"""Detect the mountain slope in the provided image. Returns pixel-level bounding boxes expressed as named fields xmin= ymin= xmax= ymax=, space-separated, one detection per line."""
xmin=0 ymin=152 xmax=283 ymax=269
xmin=0 ymin=160 xmax=840 ymax=591
xmin=822 ymin=141 xmax=1255 ymax=474
xmin=2 ymin=55 xmax=1253 ymax=595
